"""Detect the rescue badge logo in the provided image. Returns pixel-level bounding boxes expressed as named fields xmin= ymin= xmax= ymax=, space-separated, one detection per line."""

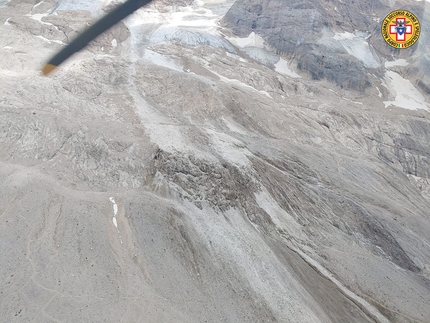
xmin=382 ymin=10 xmax=420 ymax=49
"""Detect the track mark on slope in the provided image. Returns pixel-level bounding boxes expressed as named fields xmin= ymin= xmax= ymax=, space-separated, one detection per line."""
xmin=109 ymin=197 xmax=123 ymax=244
xmin=292 ymin=246 xmax=390 ymax=323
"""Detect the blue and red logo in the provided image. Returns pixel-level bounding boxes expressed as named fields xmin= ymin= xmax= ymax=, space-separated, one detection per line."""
xmin=382 ymin=10 xmax=420 ymax=49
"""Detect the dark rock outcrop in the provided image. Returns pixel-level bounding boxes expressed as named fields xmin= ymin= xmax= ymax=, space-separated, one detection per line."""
xmin=222 ymin=0 xmax=429 ymax=91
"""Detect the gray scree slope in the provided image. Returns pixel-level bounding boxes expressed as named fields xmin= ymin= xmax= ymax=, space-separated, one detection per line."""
xmin=1 ymin=0 xmax=429 ymax=322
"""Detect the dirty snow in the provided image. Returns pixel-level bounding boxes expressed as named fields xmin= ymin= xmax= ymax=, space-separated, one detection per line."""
xmin=385 ymin=59 xmax=408 ymax=68
xmin=227 ymin=32 xmax=265 ymax=48
xmin=274 ymin=58 xmax=300 ymax=78
xmin=383 ymin=71 xmax=428 ymax=110
xmin=241 ymin=47 xmax=279 ymax=66
xmin=170 ymin=8 xmax=218 ymax=28
xmin=125 ymin=1 xmax=234 ymax=50
xmin=333 ymin=32 xmax=379 ymax=68
xmin=150 ymin=25 xmax=234 ymax=50
xmin=126 ymin=2 xmax=217 ymax=29
xmin=52 ymin=0 xmax=113 ymax=16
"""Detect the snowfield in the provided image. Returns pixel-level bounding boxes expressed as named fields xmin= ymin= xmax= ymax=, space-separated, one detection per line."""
xmin=333 ymin=31 xmax=379 ymax=68
xmin=1 ymin=0 xmax=429 ymax=322
xmin=383 ymin=71 xmax=429 ymax=110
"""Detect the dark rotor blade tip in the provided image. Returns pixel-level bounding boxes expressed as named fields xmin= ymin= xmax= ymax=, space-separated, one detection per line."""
xmin=41 ymin=0 xmax=154 ymax=75
xmin=42 ymin=63 xmax=57 ymax=76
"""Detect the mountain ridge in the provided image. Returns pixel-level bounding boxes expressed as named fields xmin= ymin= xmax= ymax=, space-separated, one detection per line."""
xmin=1 ymin=0 xmax=429 ymax=322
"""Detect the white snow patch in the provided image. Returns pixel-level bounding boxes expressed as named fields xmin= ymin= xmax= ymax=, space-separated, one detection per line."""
xmin=333 ymin=32 xmax=379 ymax=68
xmin=126 ymin=2 xmax=217 ymax=29
xmin=383 ymin=71 xmax=428 ymax=110
xmin=409 ymin=174 xmax=421 ymax=182
xmin=333 ymin=31 xmax=355 ymax=40
xmin=35 ymin=35 xmax=65 ymax=45
xmin=384 ymin=59 xmax=408 ymax=68
xmin=53 ymin=0 xmax=113 ymax=16
xmin=274 ymin=58 xmax=300 ymax=78
xmin=109 ymin=197 xmax=122 ymax=243
xmin=125 ymin=2 xmax=235 ymax=50
xmin=133 ymin=3 xmax=218 ymax=28
xmin=170 ymin=9 xmax=217 ymax=28
xmin=228 ymin=32 xmax=265 ymax=48
xmin=376 ymin=86 xmax=382 ymax=97
xmin=34 ymin=1 xmax=44 ymax=8
xmin=3 ymin=46 xmax=12 ymax=50
xmin=26 ymin=12 xmax=62 ymax=32
xmin=109 ymin=197 xmax=118 ymax=216
xmin=26 ymin=13 xmax=53 ymax=26
xmin=111 ymin=39 xmax=117 ymax=47
xmin=4 ymin=18 xmax=11 ymax=26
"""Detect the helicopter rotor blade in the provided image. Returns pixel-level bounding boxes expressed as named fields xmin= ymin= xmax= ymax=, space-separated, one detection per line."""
xmin=42 ymin=0 xmax=153 ymax=75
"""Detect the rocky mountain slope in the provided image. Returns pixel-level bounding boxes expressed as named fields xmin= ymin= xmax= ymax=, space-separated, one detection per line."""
xmin=223 ymin=0 xmax=430 ymax=93
xmin=1 ymin=0 xmax=429 ymax=322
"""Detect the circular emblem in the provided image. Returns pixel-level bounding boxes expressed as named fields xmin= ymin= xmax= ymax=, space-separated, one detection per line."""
xmin=382 ymin=10 xmax=420 ymax=49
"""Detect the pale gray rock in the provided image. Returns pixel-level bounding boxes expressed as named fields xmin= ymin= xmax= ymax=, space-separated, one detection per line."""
xmin=150 ymin=25 xmax=236 ymax=51
xmin=222 ymin=0 xmax=430 ymax=92
xmin=1 ymin=0 xmax=430 ymax=323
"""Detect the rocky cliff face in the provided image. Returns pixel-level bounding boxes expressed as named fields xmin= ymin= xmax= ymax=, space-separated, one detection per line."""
xmin=222 ymin=0 xmax=430 ymax=92
xmin=1 ymin=0 xmax=430 ymax=322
